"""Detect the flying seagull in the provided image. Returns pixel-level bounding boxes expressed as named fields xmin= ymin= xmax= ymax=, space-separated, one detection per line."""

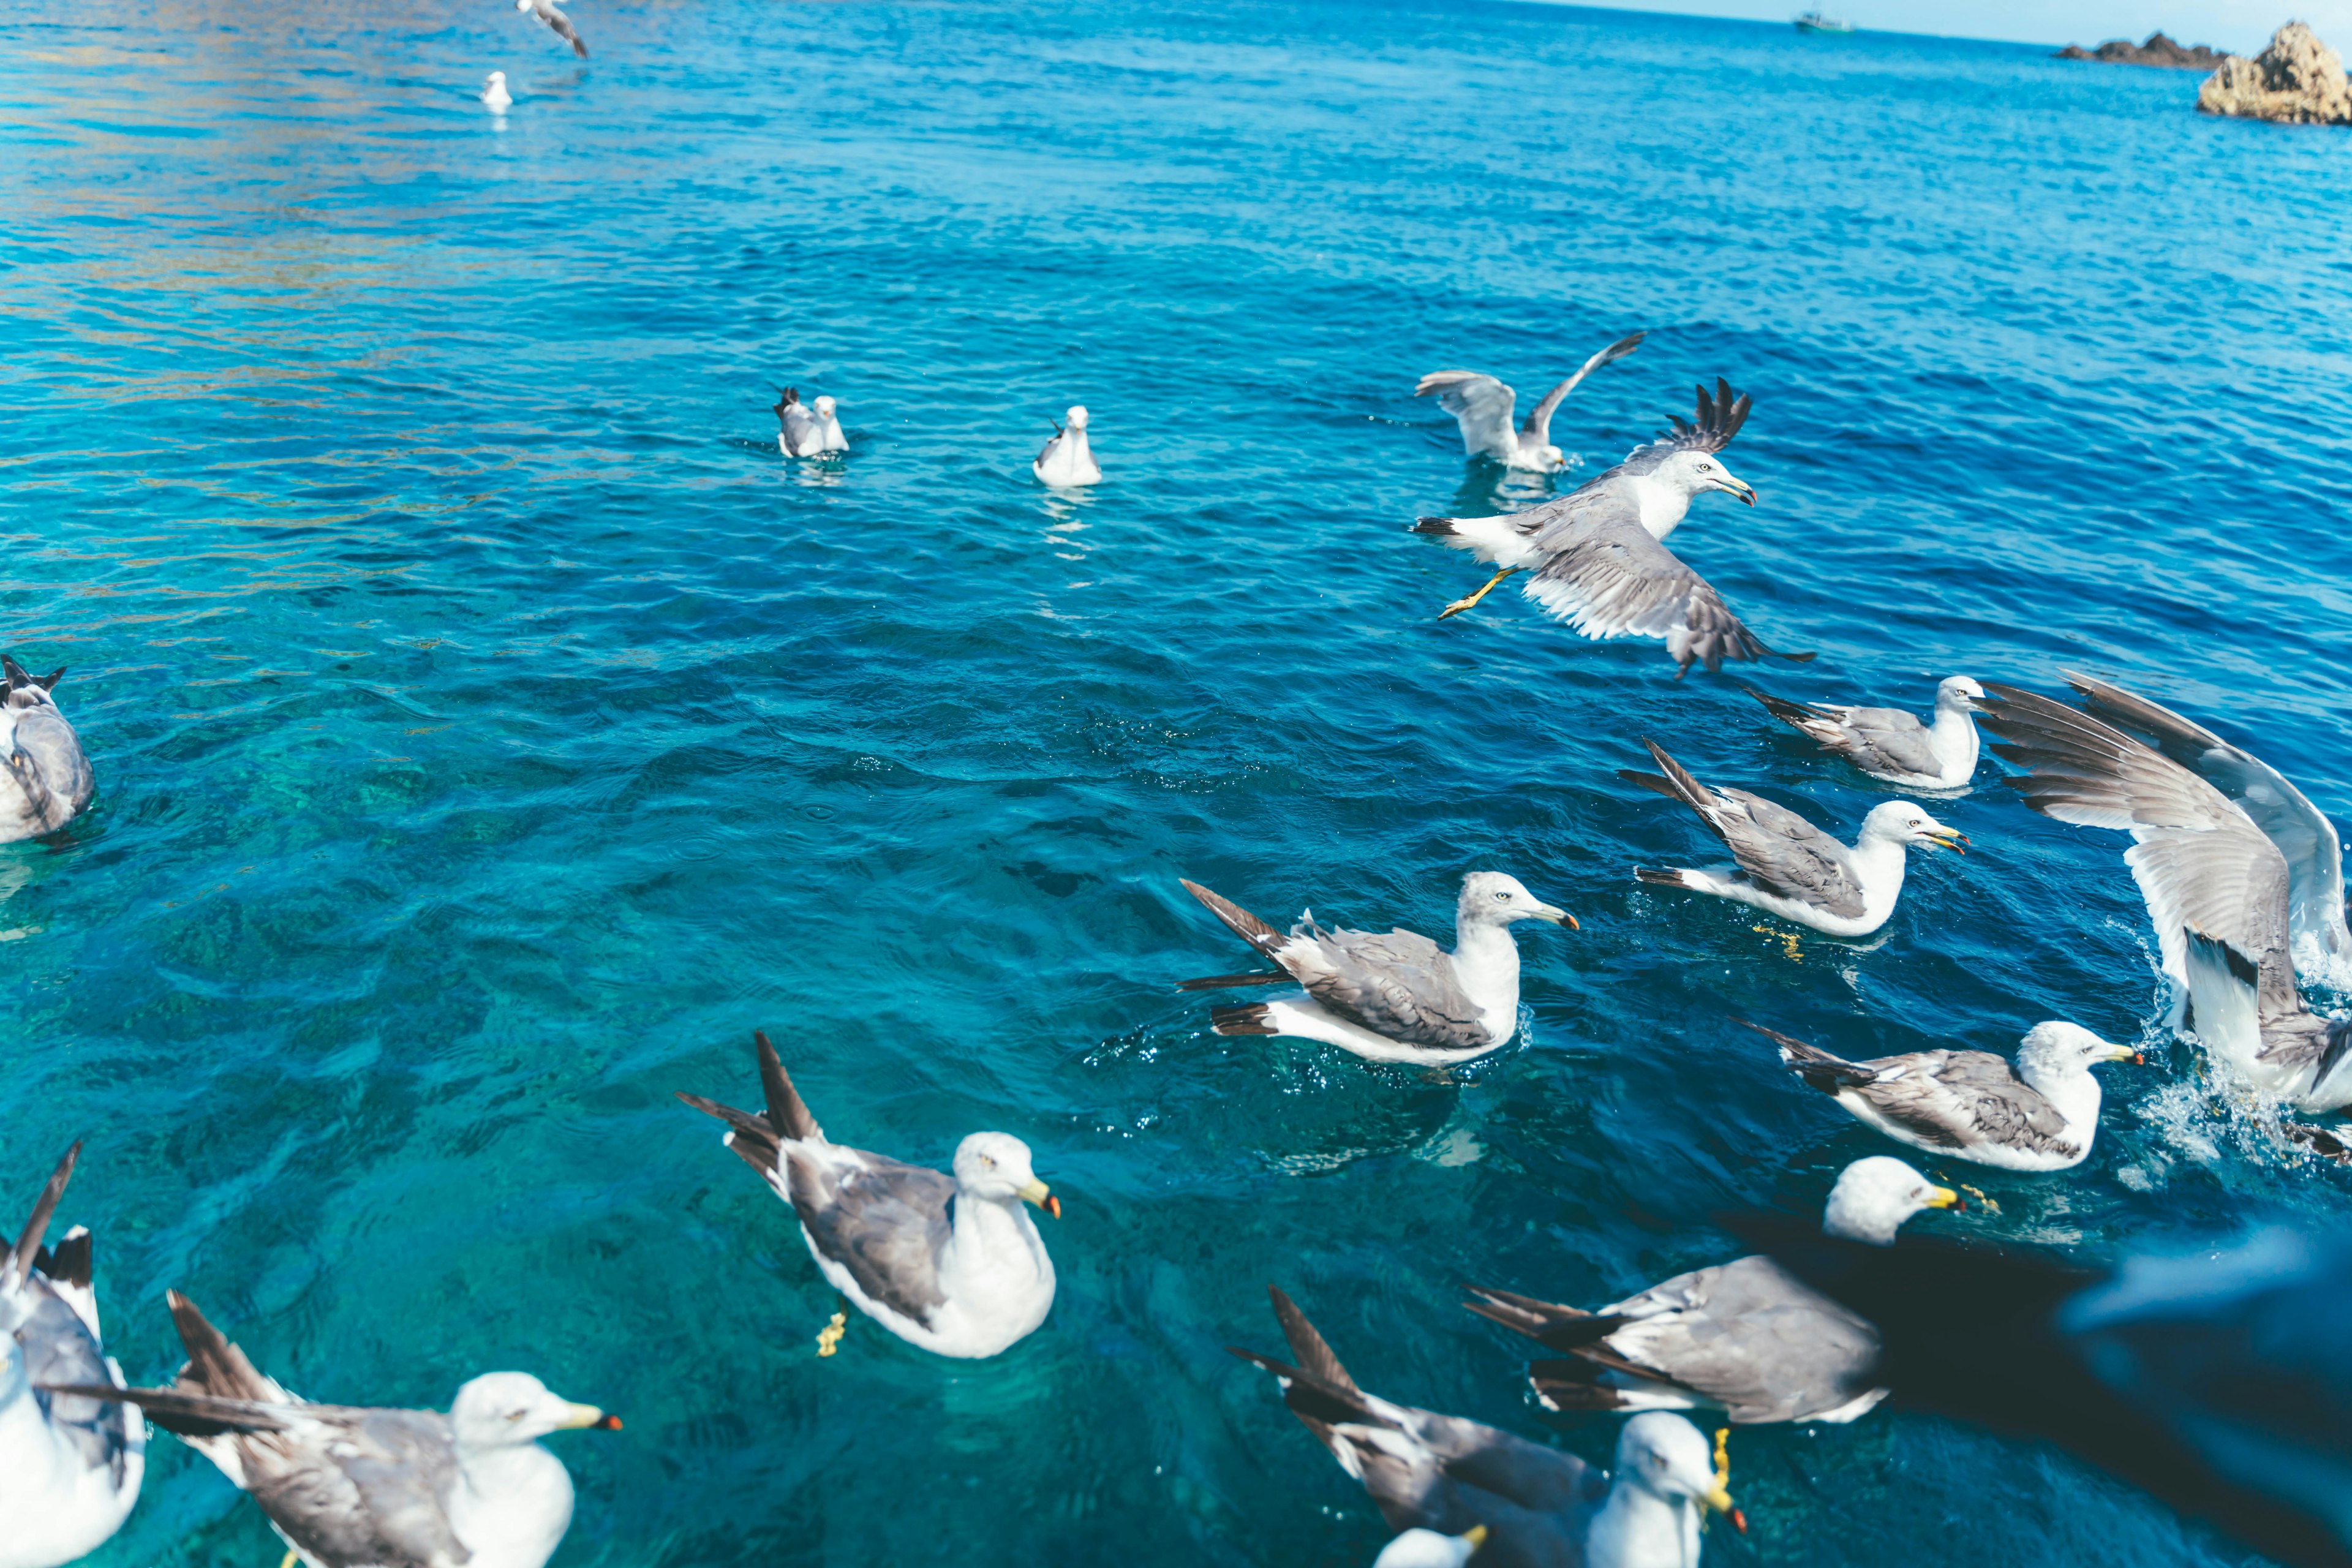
xmin=1620 ymin=739 xmax=1966 ymax=936
xmin=1034 ymin=405 xmax=1099 ymax=486
xmin=1747 ymin=1223 xmax=2352 ymax=1568
xmin=1977 ymin=681 xmax=2352 ymax=1110
xmin=1413 ymin=380 xmax=1810 ymax=676
xmin=48 ymin=1292 xmax=615 ymax=1568
xmin=1 ymin=1144 xmax=143 ymax=1568
xmin=516 ymin=0 xmax=587 ymax=57
xmin=0 ymin=655 xmax=94 ymax=842
xmin=1741 ymin=676 xmax=1986 ymax=789
xmin=676 ymin=1030 xmax=1060 ymax=1359
xmin=1750 ymin=1019 xmax=2140 ymax=1172
xmin=1466 ymin=1156 xmax=1957 ymax=1426
xmin=1231 ymin=1286 xmax=1742 ymax=1566
xmin=1413 ymin=330 xmax=1645 ymax=473
xmin=772 ymin=386 xmax=847 ymax=456
xmin=1177 ymin=872 xmax=1575 ymax=1066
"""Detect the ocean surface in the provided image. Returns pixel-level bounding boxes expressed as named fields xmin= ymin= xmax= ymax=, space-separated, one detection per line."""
xmin=4 ymin=0 xmax=2350 ymax=1562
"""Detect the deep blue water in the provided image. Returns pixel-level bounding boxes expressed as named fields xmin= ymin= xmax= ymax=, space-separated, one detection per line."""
xmin=4 ymin=0 xmax=2351 ymax=1562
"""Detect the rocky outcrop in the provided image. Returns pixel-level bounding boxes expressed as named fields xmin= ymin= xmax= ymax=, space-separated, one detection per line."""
xmin=2055 ymin=32 xmax=2229 ymax=69
xmin=2197 ymin=23 xmax=2352 ymax=124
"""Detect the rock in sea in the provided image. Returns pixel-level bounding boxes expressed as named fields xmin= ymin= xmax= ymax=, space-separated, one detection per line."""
xmin=2196 ymin=22 xmax=2352 ymax=124
xmin=2054 ymin=32 xmax=2228 ymax=69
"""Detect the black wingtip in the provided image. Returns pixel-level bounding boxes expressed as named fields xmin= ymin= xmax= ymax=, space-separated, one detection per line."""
xmin=6 ymin=1142 xmax=81 ymax=1289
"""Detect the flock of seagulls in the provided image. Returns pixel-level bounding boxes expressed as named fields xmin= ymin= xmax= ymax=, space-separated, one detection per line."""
xmin=5 ymin=312 xmax=2347 ymax=1568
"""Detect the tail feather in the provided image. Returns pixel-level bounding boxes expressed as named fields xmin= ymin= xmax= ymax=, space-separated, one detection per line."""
xmin=44 ymin=1227 xmax=91 ymax=1290
xmin=1736 ymin=679 xmax=1830 ymax=727
xmin=1461 ymin=1285 xmax=1621 ymax=1352
xmin=1738 ymin=1019 xmax=1877 ymax=1090
xmin=1626 ymin=739 xmax=1733 ymax=848
xmin=1177 ymin=972 xmax=1289 ymax=991
xmin=1210 ymin=1002 xmax=1280 ymax=1036
xmin=4 ymin=1143 xmax=80 ymax=1292
xmin=753 ymin=1030 xmax=823 ymax=1143
xmin=1180 ymin=879 xmax=1289 ymax=960
xmin=167 ymin=1292 xmax=282 ymax=1406
xmin=1411 ymin=516 xmax=1458 ymax=537
xmin=41 ymin=1381 xmax=300 ymax=1439
xmin=1268 ymin=1286 xmax=1363 ymax=1397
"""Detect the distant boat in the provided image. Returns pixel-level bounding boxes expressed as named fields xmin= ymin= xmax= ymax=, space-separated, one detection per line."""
xmin=1793 ymin=10 xmax=1856 ymax=32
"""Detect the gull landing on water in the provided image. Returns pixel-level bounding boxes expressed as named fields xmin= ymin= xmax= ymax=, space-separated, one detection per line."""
xmin=771 ymin=386 xmax=846 ymax=456
xmin=1177 ymin=872 xmax=1574 ymax=1066
xmin=1033 ymin=405 xmax=1099 ymax=486
xmin=516 ymin=0 xmax=587 ymax=58
xmin=480 ymin=72 xmax=511 ymax=111
xmin=1743 ymin=676 xmax=1986 ymax=790
xmin=1621 ymin=739 xmax=1965 ymax=937
xmin=1414 ymin=330 xmax=1645 ymax=473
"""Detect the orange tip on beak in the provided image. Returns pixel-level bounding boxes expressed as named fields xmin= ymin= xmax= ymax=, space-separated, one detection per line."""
xmin=593 ymin=1414 xmax=622 ymax=1431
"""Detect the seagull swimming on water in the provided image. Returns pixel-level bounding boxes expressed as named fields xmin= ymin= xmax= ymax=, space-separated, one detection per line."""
xmin=0 ymin=655 xmax=94 ymax=843
xmin=1 ymin=1145 xmax=143 ymax=1568
xmin=1177 ymin=872 xmax=1575 ymax=1066
xmin=1232 ymin=1287 xmax=1743 ymax=1567
xmin=1749 ymin=1019 xmax=2141 ymax=1172
xmin=516 ymin=0 xmax=587 ymax=58
xmin=1414 ymin=380 xmax=1811 ymax=677
xmin=480 ymin=71 xmax=512 ymax=111
xmin=1742 ymin=676 xmax=1986 ymax=790
xmin=1414 ymin=330 xmax=1645 ymax=473
xmin=676 ymin=1030 xmax=1060 ymax=1359
xmin=1621 ymin=738 xmax=1966 ymax=937
xmin=772 ymin=386 xmax=847 ymax=456
xmin=1466 ymin=1156 xmax=1958 ymax=1426
xmin=1977 ymin=679 xmax=2352 ymax=1111
xmin=48 ymin=1293 xmax=616 ymax=1568
xmin=1033 ymin=405 xmax=1100 ymax=486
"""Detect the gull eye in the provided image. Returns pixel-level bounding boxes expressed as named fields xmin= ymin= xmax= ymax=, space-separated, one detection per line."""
xmin=1696 ymin=462 xmax=1711 ymax=472
xmin=506 ymin=1410 xmax=526 ymax=1422
xmin=981 ymin=1153 xmax=996 ymax=1167
xmin=1493 ymin=891 xmax=1509 ymax=902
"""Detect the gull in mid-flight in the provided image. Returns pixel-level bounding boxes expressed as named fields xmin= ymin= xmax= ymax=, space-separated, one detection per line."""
xmin=480 ymin=72 xmax=512 ymax=111
xmin=677 ymin=1031 xmax=1060 ymax=1359
xmin=1750 ymin=1019 xmax=2141 ymax=1171
xmin=1621 ymin=739 xmax=1966 ymax=937
xmin=1 ymin=1144 xmax=144 ymax=1568
xmin=1033 ymin=405 xmax=1099 ymax=486
xmin=1742 ymin=676 xmax=1986 ymax=790
xmin=1177 ymin=872 xmax=1575 ymax=1065
xmin=1414 ymin=380 xmax=1810 ymax=676
xmin=1978 ymin=680 xmax=2352 ymax=1110
xmin=1466 ymin=1155 xmax=1958 ymax=1425
xmin=1232 ymin=1287 xmax=1744 ymax=1566
xmin=49 ymin=1292 xmax=616 ymax=1568
xmin=772 ymin=386 xmax=847 ymax=456
xmin=1414 ymin=330 xmax=1645 ymax=473
xmin=516 ymin=0 xmax=587 ymax=58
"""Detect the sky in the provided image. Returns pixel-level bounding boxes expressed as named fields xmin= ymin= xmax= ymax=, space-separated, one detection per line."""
xmin=1583 ymin=0 xmax=2350 ymax=51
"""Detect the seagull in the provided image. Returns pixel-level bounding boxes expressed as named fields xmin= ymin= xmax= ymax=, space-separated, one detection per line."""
xmin=1748 ymin=1020 xmax=2141 ymax=1172
xmin=1 ymin=1145 xmax=143 ymax=1568
xmin=1231 ymin=1287 xmax=1743 ymax=1566
xmin=1413 ymin=379 xmax=1810 ymax=677
xmin=47 ymin=1292 xmax=615 ymax=1568
xmin=2067 ymin=673 xmax=2351 ymax=981
xmin=516 ymin=0 xmax=587 ymax=58
xmin=0 ymin=655 xmax=93 ymax=843
xmin=1033 ymin=405 xmax=1099 ymax=486
xmin=772 ymin=386 xmax=847 ymax=456
xmin=1176 ymin=872 xmax=1575 ymax=1066
xmin=1741 ymin=676 xmax=1986 ymax=789
xmin=480 ymin=71 xmax=512 ymax=111
xmin=1978 ymin=681 xmax=2352 ymax=1110
xmin=1747 ymin=1222 xmax=2352 ymax=1568
xmin=1620 ymin=739 xmax=1966 ymax=937
xmin=676 ymin=1030 xmax=1060 ymax=1359
xmin=1466 ymin=1156 xmax=1958 ymax=1427
xmin=1414 ymin=331 xmax=1645 ymax=473
xmin=1373 ymin=1526 xmax=1489 ymax=1567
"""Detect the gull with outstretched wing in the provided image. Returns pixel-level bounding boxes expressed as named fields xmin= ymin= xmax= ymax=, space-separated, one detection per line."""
xmin=1414 ymin=331 xmax=1644 ymax=472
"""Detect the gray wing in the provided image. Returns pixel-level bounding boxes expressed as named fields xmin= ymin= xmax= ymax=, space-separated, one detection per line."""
xmin=13 ymin=1271 xmax=137 ymax=1484
xmin=782 ymin=404 xmax=821 ymax=454
xmin=1709 ymin=788 xmax=1868 ymax=918
xmin=786 ymin=1147 xmax=956 ymax=1325
xmin=1855 ymin=1050 xmax=2079 ymax=1158
xmin=6 ymin=701 xmax=92 ymax=831
xmin=1294 ymin=925 xmax=1490 ymax=1052
xmin=1414 ymin=371 xmax=1517 ymax=459
xmin=1523 ymin=511 xmax=1792 ymax=676
xmin=2070 ymin=673 xmax=2349 ymax=971
xmin=1597 ymin=1256 xmax=1882 ymax=1424
xmin=1809 ymin=704 xmax=1943 ymax=780
xmin=1518 ymin=330 xmax=1644 ymax=445
xmin=533 ymin=0 xmax=588 ymax=56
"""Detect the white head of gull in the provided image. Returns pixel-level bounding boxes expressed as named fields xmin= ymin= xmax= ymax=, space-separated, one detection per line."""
xmin=1234 ymin=1287 xmax=1742 ymax=1568
xmin=809 ymin=394 xmax=847 ymax=452
xmin=1033 ymin=404 xmax=1101 ymax=486
xmin=1757 ymin=1019 xmax=2141 ymax=1172
xmin=1466 ymin=1155 xmax=1958 ymax=1426
xmin=1177 ymin=870 xmax=1575 ymax=1066
xmin=1623 ymin=738 xmax=1965 ymax=938
xmin=480 ymin=71 xmax=512 ymax=110
xmin=0 ymin=655 xmax=94 ymax=842
xmin=1371 ymin=1526 xmax=1488 ymax=1567
xmin=0 ymin=1144 xmax=144 ymax=1568
xmin=47 ymin=1293 xmax=614 ymax=1568
xmin=677 ymin=1031 xmax=1058 ymax=1359
xmin=1414 ymin=330 xmax=1643 ymax=472
xmin=1741 ymin=675 xmax=1986 ymax=790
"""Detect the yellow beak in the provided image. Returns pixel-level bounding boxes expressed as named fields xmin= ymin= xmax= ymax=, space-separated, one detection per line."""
xmin=1926 ymin=827 xmax=1969 ymax=853
xmin=1017 ymin=1178 xmax=1061 ymax=1219
xmin=558 ymin=1403 xmax=622 ymax=1431
xmin=1463 ymin=1524 xmax=1490 ymax=1552
xmin=1926 ymin=1186 xmax=1961 ymax=1209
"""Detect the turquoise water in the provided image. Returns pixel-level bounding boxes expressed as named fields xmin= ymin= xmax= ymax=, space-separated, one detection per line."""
xmin=5 ymin=0 xmax=2351 ymax=1562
